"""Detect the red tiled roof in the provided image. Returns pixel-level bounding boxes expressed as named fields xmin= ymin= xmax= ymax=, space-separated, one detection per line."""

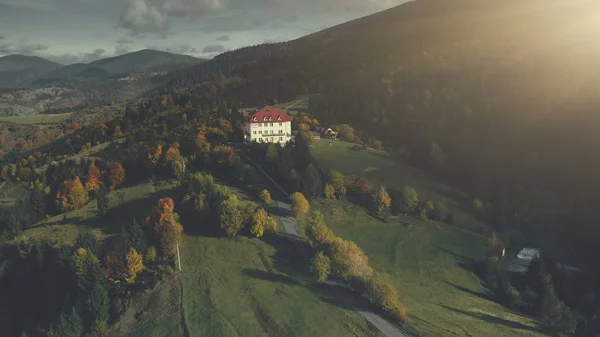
xmin=248 ymin=105 xmax=292 ymax=124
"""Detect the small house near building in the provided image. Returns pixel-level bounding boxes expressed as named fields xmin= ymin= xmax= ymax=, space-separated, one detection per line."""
xmin=316 ymin=127 xmax=338 ymax=139
xmin=506 ymin=248 xmax=541 ymax=274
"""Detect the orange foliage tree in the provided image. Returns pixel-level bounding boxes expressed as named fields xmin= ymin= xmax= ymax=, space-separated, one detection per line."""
xmin=163 ymin=142 xmax=181 ymax=164
xmin=328 ymin=237 xmax=373 ymax=280
xmin=85 ymin=163 xmax=102 ymax=192
xmin=148 ymin=144 xmax=163 ymax=169
xmin=56 ymin=177 xmax=89 ymax=212
xmin=194 ymin=132 xmax=211 ymax=163
xmin=145 ymin=198 xmax=183 ymax=257
xmin=108 ymin=162 xmax=126 ymax=191
xmin=104 ymin=250 xmax=126 ymax=283
xmin=218 ymin=120 xmax=233 ymax=135
xmin=212 ymin=146 xmax=237 ymax=167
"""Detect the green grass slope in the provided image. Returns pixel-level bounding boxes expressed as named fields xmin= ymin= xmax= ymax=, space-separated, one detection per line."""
xmin=310 ymin=139 xmax=543 ymax=337
xmin=180 ymin=234 xmax=381 ymax=337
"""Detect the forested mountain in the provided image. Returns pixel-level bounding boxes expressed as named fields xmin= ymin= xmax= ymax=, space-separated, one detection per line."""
xmin=156 ymin=0 xmax=600 ymax=258
xmin=0 ymin=50 xmax=205 ymax=89
xmin=0 ymin=55 xmax=62 ymax=88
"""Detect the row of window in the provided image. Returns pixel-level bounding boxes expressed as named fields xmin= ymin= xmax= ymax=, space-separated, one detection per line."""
xmin=259 ymin=137 xmax=285 ymax=142
xmin=255 ymin=122 xmax=283 ymax=127
xmin=253 ymin=130 xmax=285 ymax=135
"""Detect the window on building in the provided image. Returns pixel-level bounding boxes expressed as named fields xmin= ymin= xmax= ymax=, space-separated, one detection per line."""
xmin=279 ymin=122 xmax=282 ymax=126
xmin=279 ymin=137 xmax=283 ymax=141
xmin=271 ymin=137 xmax=274 ymax=141
xmin=270 ymin=123 xmax=273 ymax=127
xmin=253 ymin=131 xmax=256 ymax=134
xmin=279 ymin=130 xmax=283 ymax=134
xmin=259 ymin=131 xmax=262 ymax=134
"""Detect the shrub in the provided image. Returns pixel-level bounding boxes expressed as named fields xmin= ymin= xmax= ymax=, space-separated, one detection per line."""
xmin=259 ymin=189 xmax=272 ymax=205
xmin=419 ymin=200 xmax=434 ymax=220
xmin=372 ymin=187 xmax=391 ymax=219
xmin=473 ymin=198 xmax=484 ymax=211
xmin=324 ymin=184 xmax=335 ymax=200
xmin=310 ymin=251 xmax=331 ymax=283
xmin=506 ymin=288 xmax=521 ymax=308
xmin=91 ymin=320 xmax=109 ymax=337
xmin=219 ymin=195 xmax=244 ymax=238
xmin=430 ymin=202 xmax=449 ymax=221
xmin=329 ymin=170 xmax=346 ymax=196
xmin=145 ymin=246 xmax=157 ymax=263
xmin=398 ymin=187 xmax=419 ymax=213
xmin=305 ymin=212 xmax=334 ymax=248
xmin=328 ymin=237 xmax=373 ymax=279
xmin=540 ymin=274 xmax=577 ymax=334
xmin=290 ymin=192 xmax=310 ymax=217
xmin=362 ymin=273 xmax=408 ymax=322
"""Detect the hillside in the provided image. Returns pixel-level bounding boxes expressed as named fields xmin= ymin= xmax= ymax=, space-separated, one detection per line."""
xmin=155 ymin=0 xmax=600 ymax=255
xmin=0 ymin=55 xmax=62 ymax=88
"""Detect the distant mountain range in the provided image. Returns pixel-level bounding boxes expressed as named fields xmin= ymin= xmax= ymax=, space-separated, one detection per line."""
xmin=0 ymin=49 xmax=205 ymax=88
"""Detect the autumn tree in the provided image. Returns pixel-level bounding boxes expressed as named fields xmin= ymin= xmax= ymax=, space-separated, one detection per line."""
xmin=148 ymin=144 xmax=162 ymax=169
xmin=324 ymin=184 xmax=335 ymax=200
xmin=212 ymin=146 xmax=237 ymax=167
xmin=145 ymin=246 xmax=157 ymax=263
xmin=250 ymin=208 xmax=269 ymax=238
xmin=328 ymin=237 xmax=373 ymax=279
xmin=85 ymin=163 xmax=102 ymax=192
xmin=305 ymin=211 xmax=334 ymax=248
xmin=108 ymin=162 xmax=126 ymax=191
xmin=310 ymin=251 xmax=331 ymax=283
xmin=259 ymin=189 xmax=272 ymax=205
xmin=146 ymin=198 xmax=183 ymax=257
xmin=290 ymin=192 xmax=310 ymax=217
xmin=419 ymin=200 xmax=434 ymax=220
xmin=329 ymin=170 xmax=346 ymax=196
xmin=163 ymin=142 xmax=181 ymax=164
xmin=56 ymin=177 xmax=89 ymax=212
xmin=104 ymin=250 xmax=125 ymax=283
xmin=125 ymin=248 xmax=144 ymax=284
xmin=363 ymin=273 xmax=408 ymax=322
xmin=373 ymin=187 xmax=392 ymax=219
xmin=219 ymin=195 xmax=244 ymax=238
xmin=194 ymin=132 xmax=211 ymax=164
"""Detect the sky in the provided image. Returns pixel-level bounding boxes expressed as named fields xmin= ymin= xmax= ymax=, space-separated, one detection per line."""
xmin=0 ymin=0 xmax=409 ymax=64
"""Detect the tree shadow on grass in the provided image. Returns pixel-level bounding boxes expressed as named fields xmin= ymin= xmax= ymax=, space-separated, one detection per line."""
xmin=436 ymin=245 xmax=477 ymax=273
xmin=440 ymin=305 xmax=540 ymax=333
xmin=442 ymin=280 xmax=496 ymax=302
xmin=242 ymin=268 xmax=301 ymax=286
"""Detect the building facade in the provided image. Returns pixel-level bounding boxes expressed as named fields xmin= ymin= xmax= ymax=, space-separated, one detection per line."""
xmin=245 ymin=105 xmax=292 ymax=144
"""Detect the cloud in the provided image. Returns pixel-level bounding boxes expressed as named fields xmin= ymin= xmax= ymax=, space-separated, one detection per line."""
xmin=216 ymin=34 xmax=229 ymax=41
xmin=0 ymin=42 xmax=48 ymax=55
xmin=118 ymin=0 xmax=168 ymax=34
xmin=117 ymin=0 xmax=402 ymax=35
xmin=0 ymin=35 xmax=5 ymax=40
xmin=146 ymin=43 xmax=197 ymax=54
xmin=202 ymin=44 xmax=224 ymax=53
xmin=44 ymin=48 xmax=107 ymax=64
xmin=81 ymin=48 xmax=106 ymax=62
xmin=114 ymin=45 xmax=131 ymax=55
xmin=117 ymin=38 xmax=135 ymax=44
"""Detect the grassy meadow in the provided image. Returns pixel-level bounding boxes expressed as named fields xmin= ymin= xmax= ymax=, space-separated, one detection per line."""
xmin=310 ymin=139 xmax=543 ymax=337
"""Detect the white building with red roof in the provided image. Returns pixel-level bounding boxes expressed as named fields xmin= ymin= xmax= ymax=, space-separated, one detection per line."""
xmin=245 ymin=105 xmax=293 ymax=145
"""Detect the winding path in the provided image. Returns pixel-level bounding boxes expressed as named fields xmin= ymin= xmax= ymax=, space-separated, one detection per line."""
xmin=244 ymin=154 xmax=410 ymax=337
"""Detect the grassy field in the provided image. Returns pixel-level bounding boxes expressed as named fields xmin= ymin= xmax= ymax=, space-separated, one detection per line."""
xmin=310 ymin=139 xmax=543 ymax=337
xmin=0 ymin=112 xmax=72 ymax=125
xmin=180 ymin=234 xmax=381 ymax=337
xmin=0 ymin=182 xmax=29 ymax=207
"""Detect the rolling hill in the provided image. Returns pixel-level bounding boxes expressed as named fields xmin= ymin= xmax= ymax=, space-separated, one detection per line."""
xmin=154 ymin=0 xmax=600 ymax=251
xmin=0 ymin=55 xmax=62 ymax=88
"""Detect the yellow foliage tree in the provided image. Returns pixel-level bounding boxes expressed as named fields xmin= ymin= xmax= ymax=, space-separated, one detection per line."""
xmin=259 ymin=189 xmax=272 ymax=205
xmin=250 ymin=208 xmax=269 ymax=238
xmin=324 ymin=184 xmax=335 ymax=200
xmin=328 ymin=237 xmax=373 ymax=279
xmin=290 ymin=192 xmax=310 ymax=217
xmin=329 ymin=170 xmax=347 ymax=196
xmin=373 ymin=186 xmax=392 ymax=219
xmin=56 ymin=177 xmax=89 ymax=212
xmin=125 ymin=248 xmax=144 ymax=284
